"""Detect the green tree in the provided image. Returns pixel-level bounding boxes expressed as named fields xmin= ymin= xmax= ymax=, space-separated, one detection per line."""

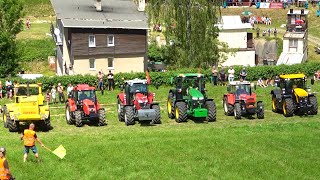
xmin=148 ymin=0 xmax=224 ymax=69
xmin=0 ymin=0 xmax=24 ymax=77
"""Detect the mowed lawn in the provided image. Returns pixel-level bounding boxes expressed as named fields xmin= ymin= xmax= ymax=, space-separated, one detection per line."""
xmin=1 ymin=81 xmax=320 ymax=179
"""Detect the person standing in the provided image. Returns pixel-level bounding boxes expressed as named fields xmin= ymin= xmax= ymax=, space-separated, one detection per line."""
xmin=97 ymin=71 xmax=104 ymax=95
xmin=240 ymin=67 xmax=247 ymax=80
xmin=67 ymin=83 xmax=73 ymax=97
xmin=0 ymin=147 xmax=13 ymax=180
xmin=228 ymin=66 xmax=235 ymax=83
xmin=107 ymin=70 xmax=114 ymax=91
xmin=57 ymin=83 xmax=65 ymax=104
xmin=20 ymin=123 xmax=45 ymax=162
xmin=5 ymin=79 xmax=12 ymax=99
xmin=51 ymin=86 xmax=57 ymax=104
xmin=219 ymin=67 xmax=227 ymax=86
xmin=211 ymin=65 xmax=218 ymax=86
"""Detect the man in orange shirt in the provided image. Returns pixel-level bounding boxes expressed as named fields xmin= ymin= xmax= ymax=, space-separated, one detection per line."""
xmin=20 ymin=123 xmax=45 ymax=162
xmin=0 ymin=147 xmax=13 ymax=180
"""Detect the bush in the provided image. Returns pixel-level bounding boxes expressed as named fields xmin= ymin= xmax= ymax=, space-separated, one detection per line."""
xmin=1 ymin=63 xmax=320 ymax=92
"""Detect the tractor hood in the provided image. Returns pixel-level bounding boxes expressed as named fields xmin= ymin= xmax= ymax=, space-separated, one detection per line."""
xmin=293 ymin=88 xmax=308 ymax=97
xmin=189 ymin=88 xmax=204 ymax=99
xmin=82 ymin=99 xmax=97 ymax=115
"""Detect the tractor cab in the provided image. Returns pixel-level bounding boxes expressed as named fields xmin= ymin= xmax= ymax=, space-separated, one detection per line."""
xmin=70 ymin=84 xmax=97 ymax=105
xmin=278 ymin=74 xmax=308 ymax=94
xmin=173 ymin=74 xmax=206 ymax=99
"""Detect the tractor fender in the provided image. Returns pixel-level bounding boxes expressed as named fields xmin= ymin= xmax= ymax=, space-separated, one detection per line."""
xmin=224 ymin=94 xmax=236 ymax=105
xmin=174 ymin=99 xmax=186 ymax=105
xmin=205 ymin=98 xmax=214 ymax=102
xmin=271 ymin=89 xmax=282 ymax=99
xmin=308 ymin=93 xmax=315 ymax=98
xmin=257 ymin=100 xmax=263 ymax=104
xmin=96 ymin=101 xmax=102 ymax=110
xmin=117 ymin=93 xmax=126 ymax=105
xmin=67 ymin=99 xmax=77 ymax=112
xmin=148 ymin=92 xmax=154 ymax=103
xmin=283 ymin=94 xmax=292 ymax=99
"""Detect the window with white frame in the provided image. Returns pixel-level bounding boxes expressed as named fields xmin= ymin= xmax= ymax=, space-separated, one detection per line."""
xmin=89 ymin=35 xmax=96 ymax=47
xmin=107 ymin=35 xmax=114 ymax=47
xmin=108 ymin=57 xmax=114 ymax=69
xmin=89 ymin=58 xmax=95 ymax=69
xmin=289 ymin=39 xmax=298 ymax=48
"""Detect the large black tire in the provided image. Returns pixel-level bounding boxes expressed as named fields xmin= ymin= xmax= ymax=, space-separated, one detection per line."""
xmin=65 ymin=103 xmax=74 ymax=125
xmin=152 ymin=105 xmax=161 ymax=124
xmin=75 ymin=111 xmax=83 ymax=127
xmin=117 ymin=99 xmax=125 ymax=122
xmin=167 ymin=92 xmax=175 ymax=119
xmin=7 ymin=118 xmax=18 ymax=132
xmin=174 ymin=102 xmax=187 ymax=123
xmin=205 ymin=101 xmax=216 ymax=122
xmin=98 ymin=109 xmax=106 ymax=126
xmin=234 ymin=103 xmax=242 ymax=120
xmin=256 ymin=102 xmax=264 ymax=119
xmin=272 ymin=96 xmax=279 ymax=113
xmin=223 ymin=97 xmax=233 ymax=116
xmin=124 ymin=106 xmax=135 ymax=126
xmin=43 ymin=115 xmax=52 ymax=131
xmin=283 ymin=98 xmax=294 ymax=117
xmin=309 ymin=96 xmax=318 ymax=115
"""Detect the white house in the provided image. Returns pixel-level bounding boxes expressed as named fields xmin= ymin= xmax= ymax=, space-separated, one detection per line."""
xmin=217 ymin=16 xmax=256 ymax=67
xmin=277 ymin=9 xmax=309 ymax=65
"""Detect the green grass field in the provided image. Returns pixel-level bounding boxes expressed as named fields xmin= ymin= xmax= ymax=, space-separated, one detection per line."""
xmin=1 ymin=82 xmax=320 ymax=179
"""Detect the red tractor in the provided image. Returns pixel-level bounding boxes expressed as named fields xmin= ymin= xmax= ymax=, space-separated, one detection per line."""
xmin=117 ymin=78 xmax=161 ymax=125
xmin=65 ymin=84 xmax=106 ymax=127
xmin=223 ymin=81 xmax=264 ymax=119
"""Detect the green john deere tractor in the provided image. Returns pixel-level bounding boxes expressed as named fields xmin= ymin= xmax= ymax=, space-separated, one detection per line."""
xmin=167 ymin=73 xmax=216 ymax=123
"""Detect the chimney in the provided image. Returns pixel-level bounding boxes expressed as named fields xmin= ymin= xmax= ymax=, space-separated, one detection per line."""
xmin=290 ymin=9 xmax=293 ymax=14
xmin=301 ymin=9 xmax=304 ymax=15
xmin=138 ymin=0 xmax=145 ymax=12
xmin=94 ymin=0 xmax=102 ymax=12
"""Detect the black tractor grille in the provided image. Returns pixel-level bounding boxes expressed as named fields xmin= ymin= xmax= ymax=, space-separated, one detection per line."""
xmin=192 ymin=100 xmax=204 ymax=109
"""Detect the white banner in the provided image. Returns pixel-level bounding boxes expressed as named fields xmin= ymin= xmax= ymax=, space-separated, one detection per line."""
xmin=260 ymin=2 xmax=270 ymax=8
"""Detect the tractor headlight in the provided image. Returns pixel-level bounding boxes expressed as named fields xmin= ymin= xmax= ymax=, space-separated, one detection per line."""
xmin=282 ymin=88 xmax=286 ymax=94
xmin=307 ymin=88 xmax=311 ymax=93
xmin=192 ymin=97 xmax=198 ymax=100
xmin=198 ymin=97 xmax=204 ymax=100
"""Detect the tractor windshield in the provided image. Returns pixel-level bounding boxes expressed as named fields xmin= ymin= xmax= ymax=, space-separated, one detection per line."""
xmin=130 ymin=83 xmax=148 ymax=94
xmin=235 ymin=84 xmax=251 ymax=95
xmin=183 ymin=77 xmax=205 ymax=91
xmin=282 ymin=78 xmax=306 ymax=89
xmin=78 ymin=90 xmax=96 ymax=101
xmin=16 ymin=87 xmax=39 ymax=96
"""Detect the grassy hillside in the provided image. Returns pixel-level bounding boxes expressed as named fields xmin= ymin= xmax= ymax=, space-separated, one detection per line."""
xmin=24 ymin=0 xmax=54 ymax=17
xmin=1 ymin=82 xmax=320 ymax=179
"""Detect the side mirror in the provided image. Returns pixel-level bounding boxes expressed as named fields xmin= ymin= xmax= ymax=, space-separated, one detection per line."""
xmin=227 ymin=86 xmax=231 ymax=92
xmin=68 ymin=94 xmax=72 ymax=98
xmin=170 ymin=77 xmax=174 ymax=85
xmin=311 ymin=78 xmax=315 ymax=85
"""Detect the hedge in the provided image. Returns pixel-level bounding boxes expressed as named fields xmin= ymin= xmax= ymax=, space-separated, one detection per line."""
xmin=1 ymin=62 xmax=320 ymax=92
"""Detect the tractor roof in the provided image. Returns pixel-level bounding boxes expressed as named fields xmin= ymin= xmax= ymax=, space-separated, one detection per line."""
xmin=125 ymin=78 xmax=147 ymax=86
xmin=74 ymin=84 xmax=95 ymax=91
xmin=229 ymin=81 xmax=252 ymax=85
xmin=15 ymin=84 xmax=42 ymax=88
xmin=177 ymin=73 xmax=204 ymax=78
xmin=279 ymin=74 xmax=306 ymax=79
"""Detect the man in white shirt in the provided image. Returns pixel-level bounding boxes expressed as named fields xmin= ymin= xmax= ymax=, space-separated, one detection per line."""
xmin=228 ymin=66 xmax=235 ymax=83
xmin=67 ymin=83 xmax=73 ymax=97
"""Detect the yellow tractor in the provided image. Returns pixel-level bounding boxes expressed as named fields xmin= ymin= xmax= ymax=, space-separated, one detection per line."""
xmin=271 ymin=74 xmax=317 ymax=117
xmin=1 ymin=83 xmax=51 ymax=132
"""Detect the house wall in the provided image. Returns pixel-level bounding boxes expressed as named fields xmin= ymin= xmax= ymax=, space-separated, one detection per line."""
xmin=73 ymin=54 xmax=145 ymax=75
xmin=218 ymin=30 xmax=248 ymax=48
xmin=220 ymin=50 xmax=256 ymax=67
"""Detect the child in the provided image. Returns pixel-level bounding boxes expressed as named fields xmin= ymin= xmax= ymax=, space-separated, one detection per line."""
xmin=46 ymin=90 xmax=51 ymax=105
xmin=51 ymin=86 xmax=56 ymax=104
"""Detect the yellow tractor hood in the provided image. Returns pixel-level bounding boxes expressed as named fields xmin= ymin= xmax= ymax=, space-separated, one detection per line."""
xmin=293 ymin=88 xmax=308 ymax=97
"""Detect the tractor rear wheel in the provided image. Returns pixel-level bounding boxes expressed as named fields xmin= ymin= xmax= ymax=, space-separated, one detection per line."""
xmin=205 ymin=101 xmax=216 ymax=122
xmin=75 ymin=111 xmax=83 ymax=127
xmin=256 ymin=102 xmax=264 ymax=119
xmin=272 ymin=96 xmax=279 ymax=113
xmin=152 ymin=105 xmax=161 ymax=124
xmin=7 ymin=118 xmax=18 ymax=132
xmin=309 ymin=96 xmax=318 ymax=115
xmin=167 ymin=92 xmax=175 ymax=119
xmin=283 ymin=98 xmax=294 ymax=117
xmin=98 ymin=109 xmax=106 ymax=126
xmin=65 ymin=103 xmax=74 ymax=125
xmin=43 ymin=115 xmax=52 ymax=131
xmin=174 ymin=102 xmax=187 ymax=123
xmin=234 ymin=103 xmax=242 ymax=119
xmin=117 ymin=99 xmax=125 ymax=122
xmin=223 ymin=97 xmax=233 ymax=116
xmin=124 ymin=106 xmax=135 ymax=126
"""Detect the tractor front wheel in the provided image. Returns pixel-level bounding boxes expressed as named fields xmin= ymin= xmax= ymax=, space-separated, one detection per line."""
xmin=205 ymin=101 xmax=216 ymax=122
xmin=43 ymin=115 xmax=52 ymax=131
xmin=283 ymin=98 xmax=294 ymax=117
xmin=152 ymin=105 xmax=161 ymax=124
xmin=174 ymin=102 xmax=187 ymax=123
xmin=256 ymin=102 xmax=264 ymax=119
xmin=167 ymin=92 xmax=175 ymax=119
xmin=124 ymin=106 xmax=135 ymax=126
xmin=7 ymin=117 xmax=18 ymax=132
xmin=309 ymin=96 xmax=318 ymax=115
xmin=98 ymin=109 xmax=106 ymax=126
xmin=75 ymin=111 xmax=83 ymax=127
xmin=223 ymin=97 xmax=233 ymax=116
xmin=65 ymin=103 xmax=74 ymax=125
xmin=234 ymin=103 xmax=242 ymax=120
xmin=117 ymin=99 xmax=125 ymax=122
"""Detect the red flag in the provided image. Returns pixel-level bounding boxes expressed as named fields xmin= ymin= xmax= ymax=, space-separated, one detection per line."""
xmin=146 ymin=70 xmax=151 ymax=84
